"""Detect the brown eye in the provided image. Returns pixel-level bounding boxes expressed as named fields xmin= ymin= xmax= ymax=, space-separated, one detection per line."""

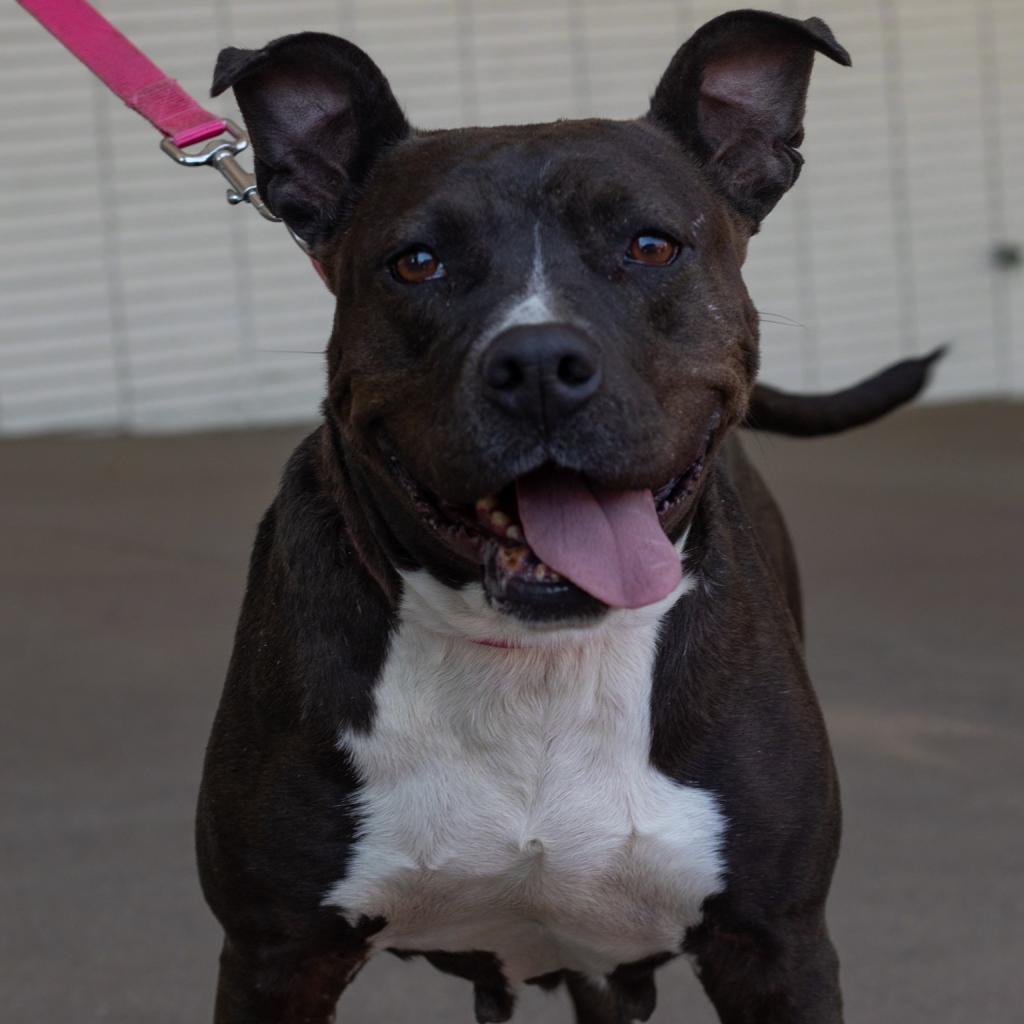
xmin=391 ymin=248 xmax=446 ymax=284
xmin=626 ymin=233 xmax=680 ymax=266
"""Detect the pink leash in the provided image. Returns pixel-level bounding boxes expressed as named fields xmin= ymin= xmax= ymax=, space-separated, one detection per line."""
xmin=16 ymin=0 xmax=330 ymax=285
xmin=18 ymin=0 xmax=227 ymax=148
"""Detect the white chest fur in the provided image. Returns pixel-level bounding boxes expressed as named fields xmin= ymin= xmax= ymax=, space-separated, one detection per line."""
xmin=323 ymin=572 xmax=726 ymax=984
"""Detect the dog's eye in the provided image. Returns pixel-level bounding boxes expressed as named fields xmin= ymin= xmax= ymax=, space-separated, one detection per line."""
xmin=625 ymin=233 xmax=680 ymax=267
xmin=391 ymin=248 xmax=446 ymax=284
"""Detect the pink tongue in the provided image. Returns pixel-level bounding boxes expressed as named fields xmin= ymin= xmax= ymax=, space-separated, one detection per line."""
xmin=516 ymin=467 xmax=682 ymax=609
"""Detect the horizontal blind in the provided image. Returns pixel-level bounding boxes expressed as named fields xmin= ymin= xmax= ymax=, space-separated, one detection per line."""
xmin=0 ymin=0 xmax=1020 ymax=435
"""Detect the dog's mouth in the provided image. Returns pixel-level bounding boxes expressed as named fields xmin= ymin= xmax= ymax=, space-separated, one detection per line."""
xmin=385 ymin=418 xmax=717 ymax=620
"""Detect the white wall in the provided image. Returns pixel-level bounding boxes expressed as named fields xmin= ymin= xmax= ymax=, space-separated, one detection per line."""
xmin=1 ymin=0 xmax=1021 ymax=435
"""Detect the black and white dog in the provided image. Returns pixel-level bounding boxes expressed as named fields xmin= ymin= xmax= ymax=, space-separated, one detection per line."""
xmin=198 ymin=11 xmax=937 ymax=1023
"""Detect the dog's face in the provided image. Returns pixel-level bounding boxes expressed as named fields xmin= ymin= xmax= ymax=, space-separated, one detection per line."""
xmin=329 ymin=120 xmax=747 ymax=621
xmin=214 ymin=11 xmax=848 ymax=624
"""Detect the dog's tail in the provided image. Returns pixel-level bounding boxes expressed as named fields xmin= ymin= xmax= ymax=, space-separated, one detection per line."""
xmin=744 ymin=347 xmax=945 ymax=437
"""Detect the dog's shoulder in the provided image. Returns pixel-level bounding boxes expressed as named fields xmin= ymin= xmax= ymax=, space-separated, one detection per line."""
xmin=649 ymin=457 xmax=841 ymax=926
xmin=197 ymin=430 xmax=398 ymax=937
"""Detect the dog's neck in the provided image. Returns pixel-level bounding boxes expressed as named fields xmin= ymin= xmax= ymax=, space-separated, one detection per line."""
xmin=318 ymin=416 xmax=404 ymax=602
xmin=316 ymin=413 xmax=724 ymax=650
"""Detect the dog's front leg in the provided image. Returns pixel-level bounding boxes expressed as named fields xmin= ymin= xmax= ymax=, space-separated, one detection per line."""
xmin=563 ymin=974 xmax=629 ymax=1024
xmin=687 ymin=912 xmax=842 ymax=1024
xmin=563 ymin=967 xmax=661 ymax=1024
xmin=213 ymin=937 xmax=366 ymax=1024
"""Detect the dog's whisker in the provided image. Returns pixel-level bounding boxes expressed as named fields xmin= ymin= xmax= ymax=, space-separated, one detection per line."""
xmin=757 ymin=312 xmax=807 ymax=330
xmin=757 ymin=308 xmax=804 ymax=324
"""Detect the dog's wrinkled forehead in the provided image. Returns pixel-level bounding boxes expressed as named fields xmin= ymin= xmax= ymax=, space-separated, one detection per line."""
xmin=361 ymin=119 xmax=703 ymax=217
xmin=344 ymin=119 xmax=715 ymax=269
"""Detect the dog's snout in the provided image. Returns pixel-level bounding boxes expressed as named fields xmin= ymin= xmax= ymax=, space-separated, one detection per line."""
xmin=481 ymin=323 xmax=602 ymax=425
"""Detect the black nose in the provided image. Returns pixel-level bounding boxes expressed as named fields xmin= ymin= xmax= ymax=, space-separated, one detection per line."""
xmin=480 ymin=323 xmax=602 ymax=426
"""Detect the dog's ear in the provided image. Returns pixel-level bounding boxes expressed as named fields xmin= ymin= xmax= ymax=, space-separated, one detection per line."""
xmin=648 ymin=10 xmax=850 ymax=228
xmin=212 ymin=33 xmax=409 ymax=247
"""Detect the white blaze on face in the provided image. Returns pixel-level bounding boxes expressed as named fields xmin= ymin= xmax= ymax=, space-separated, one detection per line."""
xmin=489 ymin=222 xmax=557 ymax=336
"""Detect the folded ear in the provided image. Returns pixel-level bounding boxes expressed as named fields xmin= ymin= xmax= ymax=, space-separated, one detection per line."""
xmin=648 ymin=10 xmax=850 ymax=228
xmin=211 ymin=33 xmax=409 ymax=246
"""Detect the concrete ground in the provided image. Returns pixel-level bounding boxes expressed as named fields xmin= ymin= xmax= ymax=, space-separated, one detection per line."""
xmin=1 ymin=402 xmax=1021 ymax=1023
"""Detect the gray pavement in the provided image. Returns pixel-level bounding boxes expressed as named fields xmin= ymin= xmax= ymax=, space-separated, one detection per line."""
xmin=1 ymin=402 xmax=1022 ymax=1022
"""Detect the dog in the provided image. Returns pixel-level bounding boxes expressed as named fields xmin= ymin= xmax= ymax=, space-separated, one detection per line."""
xmin=198 ymin=11 xmax=938 ymax=1022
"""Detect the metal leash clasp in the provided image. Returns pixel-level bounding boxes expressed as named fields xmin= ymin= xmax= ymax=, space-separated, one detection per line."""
xmin=160 ymin=119 xmax=280 ymax=223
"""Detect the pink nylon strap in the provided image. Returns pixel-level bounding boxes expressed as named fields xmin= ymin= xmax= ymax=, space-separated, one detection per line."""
xmin=17 ymin=0 xmax=226 ymax=148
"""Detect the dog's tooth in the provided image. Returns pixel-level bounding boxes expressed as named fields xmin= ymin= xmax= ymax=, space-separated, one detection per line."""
xmin=533 ymin=561 xmax=563 ymax=583
xmin=491 ymin=510 xmax=510 ymax=529
xmin=476 ymin=496 xmax=498 ymax=512
xmin=499 ymin=545 xmax=528 ymax=572
xmin=505 ymin=524 xmax=522 ymax=540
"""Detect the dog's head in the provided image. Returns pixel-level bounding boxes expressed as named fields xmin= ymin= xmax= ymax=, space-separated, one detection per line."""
xmin=213 ymin=10 xmax=848 ymax=627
